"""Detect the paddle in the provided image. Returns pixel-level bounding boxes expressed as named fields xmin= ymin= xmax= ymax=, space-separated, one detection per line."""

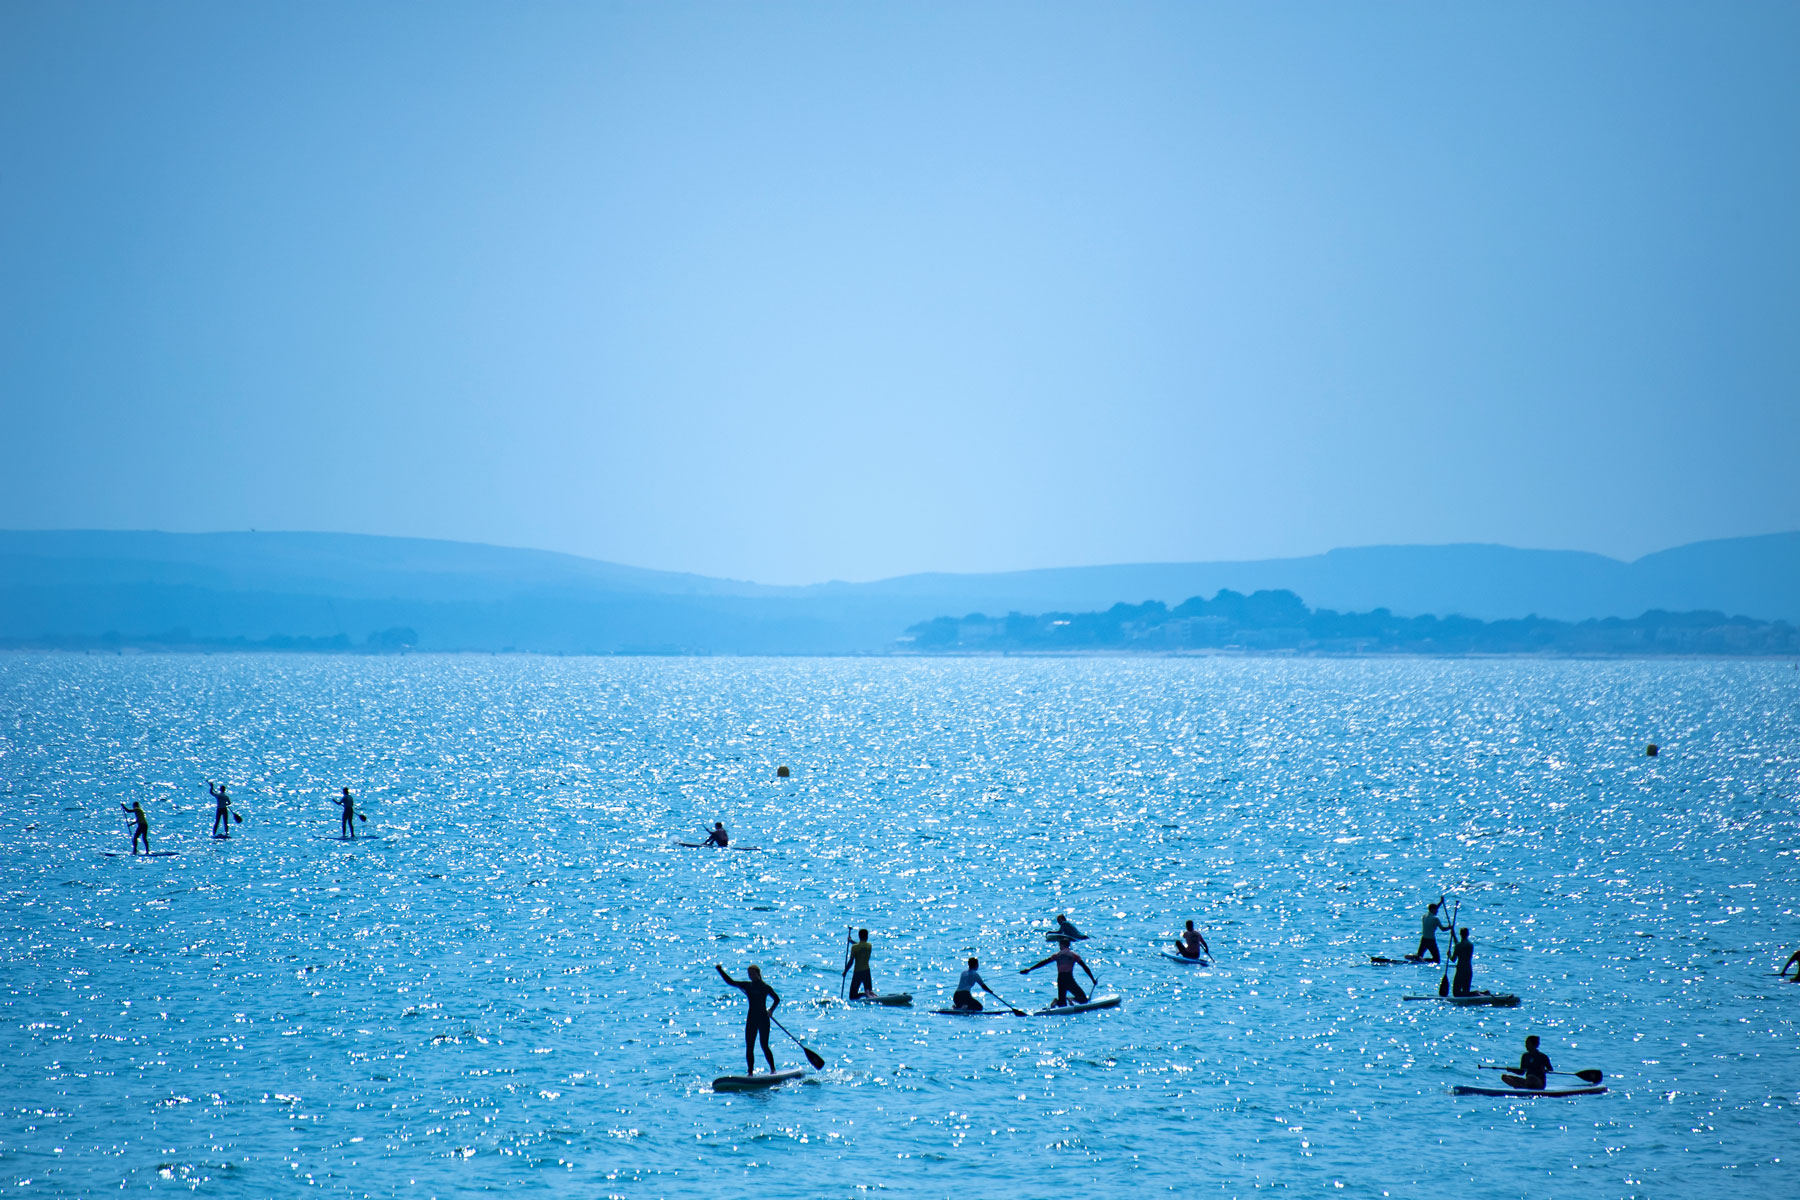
xmin=768 ymin=1012 xmax=827 ymax=1070
xmin=839 ymin=926 xmax=853 ymax=1000
xmin=1479 ymin=1065 xmax=1604 ymax=1084
xmin=1438 ymin=899 xmax=1460 ymax=998
xmin=983 ymin=983 xmax=1029 ymax=1017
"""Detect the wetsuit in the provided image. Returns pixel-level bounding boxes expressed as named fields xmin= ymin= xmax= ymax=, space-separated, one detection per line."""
xmin=704 ymin=826 xmax=729 ymax=847
xmin=210 ymin=785 xmax=231 ymax=837
xmin=719 ymin=970 xmax=779 ymax=1073
xmin=339 ymin=791 xmax=356 ymax=838
xmin=953 ymin=967 xmax=986 ymax=1011
xmin=847 ymin=938 xmax=873 ymax=999
xmin=1024 ymin=945 xmax=1092 ymax=1006
xmin=1506 ymin=1047 xmax=1552 ymax=1090
xmin=125 ymin=805 xmax=150 ymax=854
xmin=1451 ymin=936 xmax=1474 ymax=996
xmin=1415 ymin=910 xmax=1449 ymax=962
xmin=1053 ymin=918 xmax=1089 ymax=941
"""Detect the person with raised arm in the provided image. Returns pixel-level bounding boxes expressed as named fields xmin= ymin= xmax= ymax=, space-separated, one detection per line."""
xmin=715 ymin=963 xmax=780 ymax=1076
xmin=1022 ymin=938 xmax=1097 ymax=1007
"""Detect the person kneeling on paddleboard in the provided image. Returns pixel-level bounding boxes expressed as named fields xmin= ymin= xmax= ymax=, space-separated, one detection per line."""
xmin=1449 ymin=927 xmax=1476 ymax=996
xmin=1414 ymin=898 xmax=1450 ymax=962
xmin=704 ymin=822 xmax=729 ymax=848
xmin=716 ymin=963 xmax=779 ymax=1076
xmin=1173 ymin=920 xmax=1210 ymax=961
xmin=1503 ymin=1035 xmax=1552 ymax=1091
xmin=1052 ymin=914 xmax=1088 ymax=941
xmin=844 ymin=929 xmax=876 ymax=999
xmin=952 ymin=957 xmax=1001 ymax=1012
xmin=1780 ymin=948 xmax=1800 ymax=981
xmin=1022 ymin=938 xmax=1096 ymax=1007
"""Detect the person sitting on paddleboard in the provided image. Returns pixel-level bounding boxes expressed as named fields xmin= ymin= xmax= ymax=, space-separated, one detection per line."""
xmin=1449 ymin=927 xmax=1475 ymax=996
xmin=1504 ymin=1035 xmax=1552 ymax=1091
xmin=704 ymin=822 xmax=729 ymax=848
xmin=1414 ymin=898 xmax=1450 ymax=963
xmin=716 ymin=963 xmax=779 ymax=1075
xmin=1173 ymin=920 xmax=1210 ymax=961
xmin=208 ymin=781 xmax=232 ymax=837
xmin=336 ymin=788 xmax=358 ymax=839
xmin=952 ymin=957 xmax=1001 ymax=1012
xmin=1022 ymin=938 xmax=1096 ymax=1007
xmin=844 ymin=929 xmax=875 ymax=999
xmin=121 ymin=800 xmax=150 ymax=855
xmin=1051 ymin=914 xmax=1088 ymax=941
xmin=1781 ymin=948 xmax=1800 ymax=980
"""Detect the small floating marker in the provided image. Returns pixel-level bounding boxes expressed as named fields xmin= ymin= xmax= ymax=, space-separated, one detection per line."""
xmin=1646 ymin=743 xmax=1659 ymax=757
xmin=775 ymin=765 xmax=791 ymax=778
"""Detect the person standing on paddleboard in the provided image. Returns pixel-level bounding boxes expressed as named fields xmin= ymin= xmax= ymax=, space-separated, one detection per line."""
xmin=207 ymin=781 xmax=233 ymax=837
xmin=1449 ymin=927 xmax=1476 ymax=996
xmin=1022 ymin=938 xmax=1097 ymax=1007
xmin=952 ymin=957 xmax=1002 ymax=1012
xmin=1504 ymin=1035 xmax=1552 ymax=1090
xmin=121 ymin=800 xmax=151 ymax=855
xmin=1414 ymin=898 xmax=1450 ymax=962
xmin=704 ymin=822 xmax=729 ymax=847
xmin=716 ymin=963 xmax=780 ymax=1076
xmin=844 ymin=929 xmax=876 ymax=999
xmin=336 ymin=788 xmax=358 ymax=839
xmin=1172 ymin=920 xmax=1210 ymax=961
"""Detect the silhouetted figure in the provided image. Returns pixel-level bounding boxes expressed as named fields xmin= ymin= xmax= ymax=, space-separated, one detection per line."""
xmin=1051 ymin=914 xmax=1089 ymax=941
xmin=1780 ymin=949 xmax=1800 ymax=981
xmin=1023 ymin=939 xmax=1096 ymax=1007
xmin=715 ymin=963 xmax=779 ymax=1075
xmin=121 ymin=801 xmax=150 ymax=854
xmin=1414 ymin=898 xmax=1450 ymax=962
xmin=207 ymin=782 xmax=232 ymax=837
xmin=337 ymin=788 xmax=358 ymax=838
xmin=844 ymin=928 xmax=875 ymax=998
xmin=1450 ymin=927 xmax=1475 ymax=996
xmin=1502 ymin=1035 xmax=1552 ymax=1090
xmin=1172 ymin=920 xmax=1210 ymax=961
xmin=704 ymin=822 xmax=729 ymax=848
xmin=953 ymin=957 xmax=1002 ymax=1011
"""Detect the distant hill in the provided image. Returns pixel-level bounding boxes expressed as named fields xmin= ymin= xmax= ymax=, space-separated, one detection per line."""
xmin=1 ymin=529 xmax=1795 ymax=653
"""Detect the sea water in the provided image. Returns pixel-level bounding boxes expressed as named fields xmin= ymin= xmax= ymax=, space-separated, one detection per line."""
xmin=0 ymin=654 xmax=1795 ymax=1198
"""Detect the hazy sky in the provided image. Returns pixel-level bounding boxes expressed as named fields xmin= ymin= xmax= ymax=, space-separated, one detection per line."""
xmin=3 ymin=3 xmax=1796 ymax=584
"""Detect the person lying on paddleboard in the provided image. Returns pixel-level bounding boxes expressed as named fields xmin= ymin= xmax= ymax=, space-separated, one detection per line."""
xmin=844 ymin=928 xmax=876 ymax=999
xmin=121 ymin=800 xmax=151 ymax=855
xmin=207 ymin=781 xmax=233 ymax=837
xmin=1781 ymin=949 xmax=1800 ymax=980
xmin=952 ymin=957 xmax=1002 ymax=1012
xmin=1022 ymin=938 xmax=1096 ymax=1007
xmin=336 ymin=788 xmax=358 ymax=839
xmin=716 ymin=963 xmax=780 ymax=1075
xmin=1503 ymin=1035 xmax=1553 ymax=1090
xmin=1414 ymin=898 xmax=1450 ymax=963
xmin=1449 ymin=927 xmax=1476 ymax=996
xmin=704 ymin=822 xmax=729 ymax=848
xmin=1172 ymin=920 xmax=1210 ymax=961
xmin=1051 ymin=914 xmax=1088 ymax=941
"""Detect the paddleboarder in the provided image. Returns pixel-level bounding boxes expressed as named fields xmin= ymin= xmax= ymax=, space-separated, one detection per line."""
xmin=1414 ymin=897 xmax=1450 ymax=963
xmin=1171 ymin=920 xmax=1210 ymax=961
xmin=843 ymin=928 xmax=875 ymax=999
xmin=1780 ymin=948 xmax=1800 ymax=980
xmin=715 ymin=963 xmax=780 ymax=1076
xmin=1504 ymin=1035 xmax=1553 ymax=1091
xmin=951 ymin=957 xmax=1003 ymax=1012
xmin=1449 ymin=927 xmax=1476 ymax=996
xmin=335 ymin=788 xmax=359 ymax=839
xmin=207 ymin=781 xmax=233 ymax=838
xmin=704 ymin=822 xmax=729 ymax=848
xmin=120 ymin=800 xmax=150 ymax=855
xmin=1022 ymin=938 xmax=1097 ymax=1007
xmin=1051 ymin=914 xmax=1088 ymax=941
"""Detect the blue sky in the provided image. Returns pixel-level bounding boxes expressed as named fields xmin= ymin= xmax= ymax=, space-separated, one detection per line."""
xmin=3 ymin=2 xmax=1795 ymax=584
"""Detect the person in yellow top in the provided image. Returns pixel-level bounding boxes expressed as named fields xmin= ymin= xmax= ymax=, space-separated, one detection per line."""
xmin=843 ymin=928 xmax=876 ymax=999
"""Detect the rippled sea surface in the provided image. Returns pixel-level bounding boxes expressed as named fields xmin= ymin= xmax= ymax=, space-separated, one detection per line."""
xmin=2 ymin=654 xmax=1797 ymax=1198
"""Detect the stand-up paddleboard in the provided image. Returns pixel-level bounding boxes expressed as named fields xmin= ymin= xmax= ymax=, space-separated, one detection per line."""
xmin=712 ymin=1068 xmax=805 ymax=1092
xmin=1402 ymin=993 xmax=1520 ymax=1008
xmin=1160 ymin=950 xmax=1210 ymax=966
xmin=848 ymin=993 xmax=913 ymax=1007
xmin=675 ymin=842 xmax=765 ymax=851
xmin=1369 ymin=955 xmax=1432 ymax=965
xmin=1032 ymin=994 xmax=1121 ymax=1015
xmin=103 ymin=850 xmax=179 ymax=858
xmin=1043 ymin=932 xmax=1090 ymax=942
xmin=931 ymin=1007 xmax=1015 ymax=1017
xmin=319 ymin=835 xmax=383 ymax=843
xmin=1452 ymin=1084 xmax=1607 ymax=1097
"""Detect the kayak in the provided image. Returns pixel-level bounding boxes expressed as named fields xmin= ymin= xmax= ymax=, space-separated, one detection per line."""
xmin=1032 ymin=994 xmax=1121 ymax=1015
xmin=1160 ymin=950 xmax=1211 ymax=966
xmin=1369 ymin=955 xmax=1432 ymax=965
xmin=848 ymin=993 xmax=913 ymax=1007
xmin=1452 ymin=1084 xmax=1607 ymax=1097
xmin=1402 ymin=993 xmax=1521 ymax=1008
xmin=712 ymin=1067 xmax=805 ymax=1092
